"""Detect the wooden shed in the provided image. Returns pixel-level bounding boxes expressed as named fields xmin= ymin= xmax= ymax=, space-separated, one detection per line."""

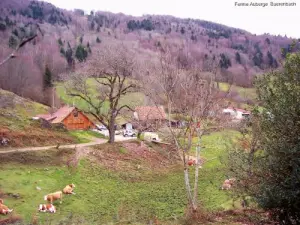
xmin=36 ymin=106 xmax=95 ymax=130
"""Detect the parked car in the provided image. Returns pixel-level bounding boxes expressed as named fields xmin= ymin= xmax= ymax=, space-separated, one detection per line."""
xmin=123 ymin=129 xmax=136 ymax=137
xmin=96 ymin=124 xmax=107 ymax=131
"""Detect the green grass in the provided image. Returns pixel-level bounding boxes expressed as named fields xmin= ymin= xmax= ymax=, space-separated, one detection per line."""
xmin=189 ymin=130 xmax=240 ymax=211
xmin=0 ymin=131 xmax=239 ymax=224
xmin=56 ymin=79 xmax=145 ymax=113
xmin=69 ymin=130 xmax=106 ymax=143
xmin=0 ymin=89 xmax=49 ymax=130
xmin=219 ymin=82 xmax=257 ymax=101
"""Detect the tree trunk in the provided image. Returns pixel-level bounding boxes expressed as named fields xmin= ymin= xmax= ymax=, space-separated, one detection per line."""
xmin=192 ymin=144 xmax=201 ymax=212
xmin=108 ymin=117 xmax=116 ymax=143
xmin=184 ymin=166 xmax=197 ymax=211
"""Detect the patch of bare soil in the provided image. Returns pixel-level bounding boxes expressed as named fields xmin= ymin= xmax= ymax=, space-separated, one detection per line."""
xmin=66 ymin=146 xmax=92 ymax=168
xmin=208 ymin=209 xmax=276 ymax=225
xmin=0 ymin=148 xmax=75 ymax=166
xmin=0 ymin=215 xmax=22 ymax=225
xmin=91 ymin=141 xmax=180 ymax=174
xmin=0 ymin=126 xmax=75 ymax=148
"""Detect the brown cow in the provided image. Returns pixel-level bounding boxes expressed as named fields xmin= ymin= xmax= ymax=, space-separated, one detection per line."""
xmin=44 ymin=191 xmax=63 ymax=204
xmin=187 ymin=159 xmax=196 ymax=166
xmin=0 ymin=199 xmax=13 ymax=215
xmin=63 ymin=184 xmax=76 ymax=195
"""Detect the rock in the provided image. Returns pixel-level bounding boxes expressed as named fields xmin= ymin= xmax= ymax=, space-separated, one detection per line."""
xmin=0 ymin=137 xmax=9 ymax=146
xmin=12 ymin=193 xmax=20 ymax=199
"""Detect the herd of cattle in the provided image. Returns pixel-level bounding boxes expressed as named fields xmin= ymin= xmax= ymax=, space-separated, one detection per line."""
xmin=1 ymin=178 xmax=235 ymax=216
xmin=0 ymin=183 xmax=76 ymax=215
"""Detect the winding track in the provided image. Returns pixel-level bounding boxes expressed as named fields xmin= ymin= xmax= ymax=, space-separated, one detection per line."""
xmin=0 ymin=136 xmax=137 ymax=154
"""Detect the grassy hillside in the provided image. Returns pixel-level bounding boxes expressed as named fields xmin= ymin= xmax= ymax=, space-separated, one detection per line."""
xmin=0 ymin=89 xmax=77 ymax=147
xmin=0 ymin=132 xmax=239 ymax=224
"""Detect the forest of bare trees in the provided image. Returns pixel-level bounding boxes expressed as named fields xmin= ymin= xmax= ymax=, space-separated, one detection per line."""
xmin=0 ymin=0 xmax=298 ymax=106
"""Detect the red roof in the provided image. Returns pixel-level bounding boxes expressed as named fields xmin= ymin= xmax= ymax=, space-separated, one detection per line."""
xmin=135 ymin=106 xmax=166 ymax=121
xmin=36 ymin=106 xmax=76 ymax=124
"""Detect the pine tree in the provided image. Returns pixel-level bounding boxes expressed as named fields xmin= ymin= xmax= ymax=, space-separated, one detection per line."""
xmin=8 ymin=35 xmax=18 ymax=49
xmin=75 ymin=45 xmax=88 ymax=62
xmin=180 ymin=27 xmax=185 ymax=34
xmin=96 ymin=37 xmax=101 ymax=43
xmin=87 ymin=42 xmax=92 ymax=53
xmin=60 ymin=47 xmax=65 ymax=56
xmin=235 ymin=52 xmax=241 ymax=64
xmin=44 ymin=65 xmax=53 ymax=89
xmin=57 ymin=38 xmax=63 ymax=46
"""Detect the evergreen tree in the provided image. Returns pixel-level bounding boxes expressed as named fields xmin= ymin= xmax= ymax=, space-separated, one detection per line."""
xmin=235 ymin=52 xmax=241 ymax=64
xmin=96 ymin=37 xmax=101 ymax=43
xmin=180 ymin=27 xmax=185 ymax=34
xmin=91 ymin=20 xmax=95 ymax=30
xmin=267 ymin=51 xmax=274 ymax=67
xmin=12 ymin=29 xmax=18 ymax=37
xmin=253 ymin=52 xmax=300 ymax=223
xmin=60 ymin=47 xmax=65 ymax=56
xmin=57 ymin=38 xmax=63 ymax=46
xmin=0 ymin=22 xmax=6 ymax=31
xmin=65 ymin=43 xmax=74 ymax=67
xmin=75 ymin=45 xmax=88 ymax=62
xmin=87 ymin=42 xmax=92 ymax=53
xmin=219 ymin=53 xmax=231 ymax=69
xmin=8 ymin=35 xmax=18 ymax=49
xmin=44 ymin=65 xmax=53 ymax=89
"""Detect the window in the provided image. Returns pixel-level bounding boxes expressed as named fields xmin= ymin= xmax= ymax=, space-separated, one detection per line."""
xmin=73 ymin=110 xmax=78 ymax=117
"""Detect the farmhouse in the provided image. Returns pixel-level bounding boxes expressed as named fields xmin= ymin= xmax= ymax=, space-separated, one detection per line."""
xmin=222 ymin=107 xmax=250 ymax=120
xmin=36 ymin=106 xmax=95 ymax=130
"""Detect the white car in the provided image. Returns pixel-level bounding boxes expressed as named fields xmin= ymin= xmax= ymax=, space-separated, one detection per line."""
xmin=96 ymin=124 xmax=107 ymax=131
xmin=123 ymin=129 xmax=136 ymax=137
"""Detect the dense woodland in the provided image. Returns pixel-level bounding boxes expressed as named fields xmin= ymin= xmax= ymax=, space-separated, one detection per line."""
xmin=0 ymin=0 xmax=299 ymax=106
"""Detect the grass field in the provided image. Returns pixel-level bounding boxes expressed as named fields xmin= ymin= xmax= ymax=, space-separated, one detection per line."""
xmin=56 ymin=79 xmax=145 ymax=113
xmin=192 ymin=130 xmax=240 ymax=210
xmin=0 ymin=131 xmax=239 ymax=224
xmin=69 ymin=130 xmax=106 ymax=143
xmin=219 ymin=82 xmax=257 ymax=101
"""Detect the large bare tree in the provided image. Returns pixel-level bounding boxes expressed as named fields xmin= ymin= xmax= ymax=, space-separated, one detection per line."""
xmin=141 ymin=42 xmax=230 ymax=211
xmin=65 ymin=44 xmax=137 ymax=143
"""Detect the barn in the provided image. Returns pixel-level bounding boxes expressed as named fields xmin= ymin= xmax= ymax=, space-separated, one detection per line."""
xmin=36 ymin=106 xmax=95 ymax=130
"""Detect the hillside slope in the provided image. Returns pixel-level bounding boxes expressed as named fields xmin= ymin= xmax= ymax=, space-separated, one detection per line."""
xmin=0 ymin=89 xmax=76 ymax=147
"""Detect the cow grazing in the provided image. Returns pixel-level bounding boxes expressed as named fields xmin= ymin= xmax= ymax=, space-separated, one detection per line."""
xmin=44 ymin=191 xmax=63 ymax=204
xmin=63 ymin=184 xmax=76 ymax=195
xmin=0 ymin=199 xmax=13 ymax=215
xmin=187 ymin=159 xmax=196 ymax=166
xmin=38 ymin=204 xmax=56 ymax=213
xmin=221 ymin=178 xmax=236 ymax=190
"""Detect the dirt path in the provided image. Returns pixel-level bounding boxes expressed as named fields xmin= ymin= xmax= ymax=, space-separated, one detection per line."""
xmin=0 ymin=135 xmax=138 ymax=154
xmin=0 ymin=138 xmax=107 ymax=154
